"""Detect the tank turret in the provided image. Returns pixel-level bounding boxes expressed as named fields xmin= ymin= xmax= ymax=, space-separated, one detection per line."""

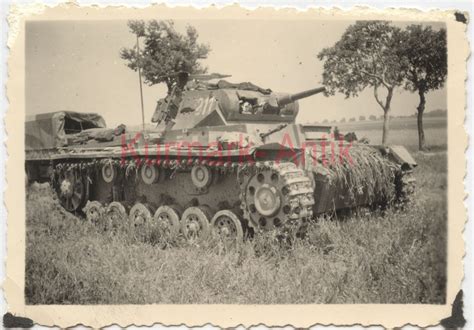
xmin=151 ymin=76 xmax=327 ymax=131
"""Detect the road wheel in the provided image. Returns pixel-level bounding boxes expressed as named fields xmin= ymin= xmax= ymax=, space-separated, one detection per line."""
xmin=211 ymin=209 xmax=244 ymax=244
xmin=129 ymin=203 xmax=153 ymax=227
xmin=105 ymin=201 xmax=127 ymax=230
xmin=180 ymin=206 xmax=212 ymax=240
xmin=83 ymin=200 xmax=104 ymax=224
xmin=153 ymin=205 xmax=181 ymax=240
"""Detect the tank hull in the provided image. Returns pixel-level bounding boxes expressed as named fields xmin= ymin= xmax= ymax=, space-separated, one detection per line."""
xmin=25 ymin=109 xmax=416 ymax=242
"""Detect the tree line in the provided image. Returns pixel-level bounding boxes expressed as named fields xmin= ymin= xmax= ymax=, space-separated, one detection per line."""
xmin=320 ymin=109 xmax=446 ymax=125
xmin=121 ymin=20 xmax=446 ymax=151
xmin=318 ymin=21 xmax=446 ymax=150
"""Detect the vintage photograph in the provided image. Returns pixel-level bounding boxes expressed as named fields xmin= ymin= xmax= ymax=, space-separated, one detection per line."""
xmin=23 ymin=17 xmax=450 ymax=307
xmin=1 ymin=2 xmax=468 ymax=326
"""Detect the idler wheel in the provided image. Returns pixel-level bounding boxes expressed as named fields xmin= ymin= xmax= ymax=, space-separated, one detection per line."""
xmin=211 ymin=210 xmax=243 ymax=243
xmin=102 ymin=162 xmax=116 ymax=183
xmin=181 ymin=206 xmax=212 ymax=240
xmin=141 ymin=164 xmax=160 ymax=185
xmin=153 ymin=205 xmax=181 ymax=239
xmin=191 ymin=165 xmax=213 ymax=189
xmin=57 ymin=171 xmax=88 ymax=212
xmin=83 ymin=200 xmax=104 ymax=224
xmin=129 ymin=203 xmax=153 ymax=227
xmin=105 ymin=202 xmax=127 ymax=229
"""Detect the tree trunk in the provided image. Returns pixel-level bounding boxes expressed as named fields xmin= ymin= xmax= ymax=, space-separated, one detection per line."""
xmin=165 ymin=78 xmax=174 ymax=94
xmin=374 ymin=85 xmax=393 ymax=145
xmin=381 ymin=87 xmax=393 ymax=145
xmin=417 ymin=90 xmax=427 ymax=151
xmin=382 ymin=109 xmax=390 ymax=145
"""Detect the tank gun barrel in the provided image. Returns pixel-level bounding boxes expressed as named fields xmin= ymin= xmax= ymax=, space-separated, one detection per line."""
xmin=277 ymin=86 xmax=326 ymax=107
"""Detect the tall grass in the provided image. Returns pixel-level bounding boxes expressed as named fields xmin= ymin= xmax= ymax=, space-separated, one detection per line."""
xmin=25 ymin=152 xmax=446 ymax=305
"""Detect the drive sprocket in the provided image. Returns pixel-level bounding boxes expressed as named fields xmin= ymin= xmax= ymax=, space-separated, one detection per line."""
xmin=239 ymin=161 xmax=314 ymax=233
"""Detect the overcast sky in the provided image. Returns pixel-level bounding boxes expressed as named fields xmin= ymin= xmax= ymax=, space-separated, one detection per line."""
xmin=26 ymin=20 xmax=446 ymax=127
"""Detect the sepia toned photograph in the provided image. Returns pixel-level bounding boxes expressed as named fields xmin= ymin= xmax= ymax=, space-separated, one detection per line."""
xmin=4 ymin=4 xmax=468 ymax=328
xmin=24 ymin=17 xmax=448 ymax=305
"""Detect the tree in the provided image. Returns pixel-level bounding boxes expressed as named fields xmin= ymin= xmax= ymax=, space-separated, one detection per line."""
xmin=120 ymin=20 xmax=211 ymax=92
xmin=369 ymin=115 xmax=377 ymax=121
xmin=318 ymin=21 xmax=406 ymax=144
xmin=340 ymin=117 xmax=346 ymax=123
xmin=400 ymin=25 xmax=447 ymax=150
xmin=349 ymin=117 xmax=356 ymax=122
xmin=359 ymin=115 xmax=366 ymax=121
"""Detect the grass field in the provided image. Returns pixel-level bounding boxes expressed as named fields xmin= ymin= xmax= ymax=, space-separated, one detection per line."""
xmin=336 ymin=116 xmax=447 ymax=151
xmin=25 ymin=118 xmax=447 ymax=305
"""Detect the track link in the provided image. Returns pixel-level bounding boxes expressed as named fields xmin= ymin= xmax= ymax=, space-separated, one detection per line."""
xmin=396 ymin=170 xmax=416 ymax=203
xmin=52 ymin=158 xmax=316 ymax=239
xmin=238 ymin=161 xmax=314 ymax=234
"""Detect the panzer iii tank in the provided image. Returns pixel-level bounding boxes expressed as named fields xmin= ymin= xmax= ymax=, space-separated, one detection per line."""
xmin=25 ymin=73 xmax=416 ymax=242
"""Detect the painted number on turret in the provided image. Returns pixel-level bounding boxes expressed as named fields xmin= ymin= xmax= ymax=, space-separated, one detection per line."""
xmin=193 ymin=97 xmax=216 ymax=116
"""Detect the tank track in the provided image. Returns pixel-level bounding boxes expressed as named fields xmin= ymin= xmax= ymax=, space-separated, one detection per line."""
xmin=238 ymin=161 xmax=314 ymax=235
xmin=51 ymin=153 xmax=415 ymax=240
xmin=396 ymin=170 xmax=416 ymax=204
xmin=51 ymin=157 xmax=315 ymax=240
